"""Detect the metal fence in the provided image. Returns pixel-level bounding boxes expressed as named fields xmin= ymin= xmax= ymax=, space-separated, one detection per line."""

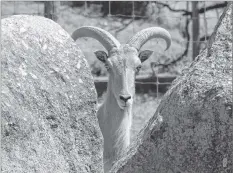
xmin=1 ymin=1 xmax=223 ymax=97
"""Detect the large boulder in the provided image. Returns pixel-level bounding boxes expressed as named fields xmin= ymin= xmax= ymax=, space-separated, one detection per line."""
xmin=1 ymin=15 xmax=103 ymax=173
xmin=111 ymin=3 xmax=232 ymax=173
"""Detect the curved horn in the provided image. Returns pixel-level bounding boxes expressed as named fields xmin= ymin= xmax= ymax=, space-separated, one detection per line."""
xmin=71 ymin=26 xmax=120 ymax=52
xmin=127 ymin=27 xmax=171 ymax=51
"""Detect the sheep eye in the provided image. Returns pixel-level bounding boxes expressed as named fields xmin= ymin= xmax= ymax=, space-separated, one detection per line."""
xmin=105 ymin=63 xmax=111 ymax=71
xmin=135 ymin=65 xmax=142 ymax=75
xmin=136 ymin=65 xmax=142 ymax=72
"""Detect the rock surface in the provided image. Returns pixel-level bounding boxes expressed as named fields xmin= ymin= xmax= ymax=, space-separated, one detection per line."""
xmin=1 ymin=15 xmax=103 ymax=173
xmin=111 ymin=3 xmax=232 ymax=173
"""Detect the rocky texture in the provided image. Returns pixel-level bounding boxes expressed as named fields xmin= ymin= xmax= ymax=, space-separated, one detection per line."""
xmin=110 ymin=3 xmax=232 ymax=173
xmin=1 ymin=15 xmax=103 ymax=173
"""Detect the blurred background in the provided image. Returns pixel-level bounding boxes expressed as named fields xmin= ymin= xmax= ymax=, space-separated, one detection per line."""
xmin=1 ymin=1 xmax=227 ymax=141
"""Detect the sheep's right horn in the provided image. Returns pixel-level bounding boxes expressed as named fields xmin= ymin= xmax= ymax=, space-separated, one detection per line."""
xmin=71 ymin=26 xmax=120 ymax=52
xmin=127 ymin=27 xmax=171 ymax=51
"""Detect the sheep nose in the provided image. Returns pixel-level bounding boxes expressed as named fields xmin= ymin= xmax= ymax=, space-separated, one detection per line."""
xmin=119 ymin=95 xmax=131 ymax=102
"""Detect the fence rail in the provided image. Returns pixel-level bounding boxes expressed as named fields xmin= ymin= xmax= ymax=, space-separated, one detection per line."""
xmin=94 ymin=74 xmax=176 ymax=97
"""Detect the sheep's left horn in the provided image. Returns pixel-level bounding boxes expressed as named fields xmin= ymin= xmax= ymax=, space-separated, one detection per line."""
xmin=71 ymin=26 xmax=120 ymax=52
xmin=127 ymin=27 xmax=171 ymax=51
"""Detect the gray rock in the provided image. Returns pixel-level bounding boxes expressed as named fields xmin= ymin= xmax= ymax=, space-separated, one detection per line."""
xmin=110 ymin=3 xmax=232 ymax=173
xmin=1 ymin=15 xmax=103 ymax=173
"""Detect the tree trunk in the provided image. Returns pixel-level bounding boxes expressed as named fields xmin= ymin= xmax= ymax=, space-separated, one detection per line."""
xmin=44 ymin=1 xmax=59 ymax=21
xmin=192 ymin=1 xmax=200 ymax=60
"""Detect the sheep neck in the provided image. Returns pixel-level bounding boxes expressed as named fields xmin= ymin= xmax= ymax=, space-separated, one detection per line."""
xmin=102 ymin=76 xmax=132 ymax=161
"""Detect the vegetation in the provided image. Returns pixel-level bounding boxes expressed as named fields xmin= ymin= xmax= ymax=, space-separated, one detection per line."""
xmin=2 ymin=1 xmax=224 ymax=77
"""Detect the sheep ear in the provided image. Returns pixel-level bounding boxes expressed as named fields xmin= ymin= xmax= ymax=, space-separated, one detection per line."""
xmin=94 ymin=51 xmax=108 ymax=63
xmin=139 ymin=50 xmax=153 ymax=63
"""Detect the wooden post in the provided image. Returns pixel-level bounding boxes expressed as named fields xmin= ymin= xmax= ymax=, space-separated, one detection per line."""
xmin=44 ymin=1 xmax=59 ymax=21
xmin=192 ymin=1 xmax=199 ymax=60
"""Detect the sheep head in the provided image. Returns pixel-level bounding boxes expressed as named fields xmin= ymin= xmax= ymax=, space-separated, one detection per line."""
xmin=72 ymin=26 xmax=171 ymax=109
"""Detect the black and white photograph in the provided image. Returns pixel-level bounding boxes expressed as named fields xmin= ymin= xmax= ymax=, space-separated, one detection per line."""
xmin=1 ymin=1 xmax=232 ymax=173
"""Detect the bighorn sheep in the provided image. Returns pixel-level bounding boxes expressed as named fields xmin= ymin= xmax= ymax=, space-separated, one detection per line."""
xmin=71 ymin=26 xmax=171 ymax=172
